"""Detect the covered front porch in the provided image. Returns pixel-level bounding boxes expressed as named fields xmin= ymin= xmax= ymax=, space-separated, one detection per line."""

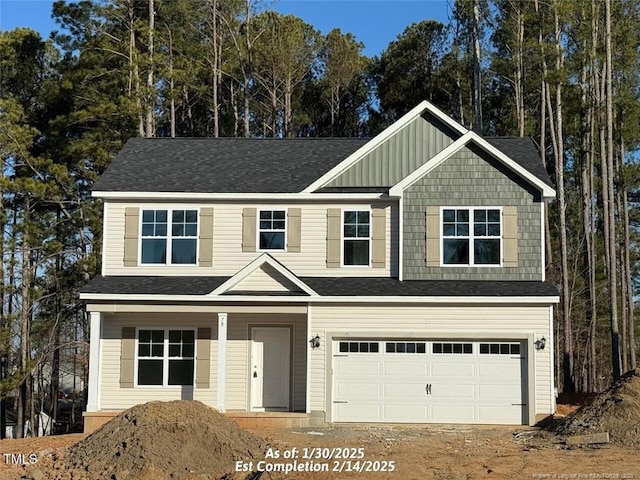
xmin=82 ymin=304 xmax=313 ymax=433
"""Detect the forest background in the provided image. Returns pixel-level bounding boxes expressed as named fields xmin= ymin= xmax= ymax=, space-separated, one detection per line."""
xmin=1 ymin=0 xmax=639 ymax=437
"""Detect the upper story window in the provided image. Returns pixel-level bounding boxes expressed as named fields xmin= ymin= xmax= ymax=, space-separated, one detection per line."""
xmin=258 ymin=210 xmax=286 ymax=250
xmin=137 ymin=329 xmax=195 ymax=386
xmin=141 ymin=209 xmax=197 ymax=264
xmin=343 ymin=210 xmax=370 ymax=266
xmin=442 ymin=208 xmax=501 ymax=265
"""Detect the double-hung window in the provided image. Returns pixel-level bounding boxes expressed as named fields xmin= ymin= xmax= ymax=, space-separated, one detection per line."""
xmin=141 ymin=209 xmax=198 ymax=264
xmin=343 ymin=210 xmax=370 ymax=266
xmin=137 ymin=329 xmax=195 ymax=386
xmin=442 ymin=208 xmax=501 ymax=265
xmin=258 ymin=210 xmax=286 ymax=250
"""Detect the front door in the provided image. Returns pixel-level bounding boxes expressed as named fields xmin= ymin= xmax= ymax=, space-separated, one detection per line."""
xmin=250 ymin=327 xmax=290 ymax=411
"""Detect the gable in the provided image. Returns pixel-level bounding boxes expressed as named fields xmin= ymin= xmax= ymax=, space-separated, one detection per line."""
xmin=226 ymin=264 xmax=304 ymax=295
xmin=402 ymin=142 xmax=544 ymax=282
xmin=326 ymin=111 xmax=460 ymax=188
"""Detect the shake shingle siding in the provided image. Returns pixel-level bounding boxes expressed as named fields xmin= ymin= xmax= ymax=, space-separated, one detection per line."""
xmin=403 ymin=144 xmax=543 ymax=281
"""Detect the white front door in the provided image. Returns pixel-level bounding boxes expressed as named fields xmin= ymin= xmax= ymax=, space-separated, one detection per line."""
xmin=250 ymin=327 xmax=290 ymax=411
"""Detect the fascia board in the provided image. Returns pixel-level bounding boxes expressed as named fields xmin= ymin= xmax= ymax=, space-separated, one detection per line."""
xmin=79 ymin=293 xmax=560 ymax=304
xmin=92 ymin=191 xmax=386 ymax=201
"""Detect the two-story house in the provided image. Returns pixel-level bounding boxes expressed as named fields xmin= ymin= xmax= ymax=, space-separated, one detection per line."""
xmin=79 ymin=101 xmax=559 ymax=432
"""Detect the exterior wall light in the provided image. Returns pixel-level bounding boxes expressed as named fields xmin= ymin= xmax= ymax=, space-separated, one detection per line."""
xmin=309 ymin=335 xmax=320 ymax=349
xmin=534 ymin=337 xmax=546 ymax=350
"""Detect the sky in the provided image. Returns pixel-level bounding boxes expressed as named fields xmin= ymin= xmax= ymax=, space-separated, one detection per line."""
xmin=0 ymin=0 xmax=452 ymax=57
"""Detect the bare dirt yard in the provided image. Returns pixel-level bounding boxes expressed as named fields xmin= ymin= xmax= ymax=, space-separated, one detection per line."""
xmin=1 ymin=370 xmax=640 ymax=480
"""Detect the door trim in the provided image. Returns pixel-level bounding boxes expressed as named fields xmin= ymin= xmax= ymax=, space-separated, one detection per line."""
xmin=249 ymin=325 xmax=293 ymax=411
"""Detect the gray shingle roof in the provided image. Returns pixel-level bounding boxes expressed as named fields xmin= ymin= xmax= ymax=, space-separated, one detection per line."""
xmin=79 ymin=275 xmax=230 ymax=295
xmin=93 ymin=136 xmax=552 ymax=194
xmin=484 ymin=137 xmax=553 ymax=187
xmin=80 ymin=275 xmax=558 ymax=298
xmin=93 ymin=137 xmax=369 ymax=193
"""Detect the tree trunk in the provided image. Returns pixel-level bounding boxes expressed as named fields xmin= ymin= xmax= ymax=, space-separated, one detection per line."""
xmin=18 ymin=196 xmax=32 ymax=438
xmin=471 ymin=0 xmax=482 ymax=133
xmin=145 ymin=0 xmax=155 ymax=137
xmin=604 ymin=0 xmax=622 ymax=381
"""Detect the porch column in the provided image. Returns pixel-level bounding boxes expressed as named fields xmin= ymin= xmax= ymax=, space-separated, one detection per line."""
xmin=86 ymin=311 xmax=102 ymax=412
xmin=217 ymin=313 xmax=227 ymax=412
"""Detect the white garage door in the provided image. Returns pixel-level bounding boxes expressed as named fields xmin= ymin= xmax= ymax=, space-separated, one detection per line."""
xmin=332 ymin=340 xmax=527 ymax=424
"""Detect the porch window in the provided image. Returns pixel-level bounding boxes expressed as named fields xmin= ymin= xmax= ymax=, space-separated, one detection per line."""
xmin=141 ymin=209 xmax=197 ymax=264
xmin=137 ymin=329 xmax=195 ymax=386
xmin=343 ymin=210 xmax=370 ymax=266
xmin=258 ymin=210 xmax=286 ymax=250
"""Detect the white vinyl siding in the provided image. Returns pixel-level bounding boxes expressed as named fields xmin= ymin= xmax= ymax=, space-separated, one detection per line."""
xmin=99 ymin=313 xmax=218 ymax=410
xmin=104 ymin=201 xmax=396 ymax=277
xmin=308 ymin=304 xmax=552 ymax=417
xmin=227 ymin=265 xmax=302 ymax=293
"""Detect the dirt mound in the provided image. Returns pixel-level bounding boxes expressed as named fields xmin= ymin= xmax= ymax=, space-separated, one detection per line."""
xmin=55 ymin=400 xmax=266 ymax=480
xmin=554 ymin=369 xmax=640 ymax=447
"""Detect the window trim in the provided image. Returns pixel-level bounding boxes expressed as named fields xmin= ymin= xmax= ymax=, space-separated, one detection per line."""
xmin=138 ymin=207 xmax=200 ymax=266
xmin=341 ymin=208 xmax=372 ymax=268
xmin=439 ymin=206 xmax=503 ymax=267
xmin=134 ymin=327 xmax=197 ymax=388
xmin=256 ymin=208 xmax=288 ymax=252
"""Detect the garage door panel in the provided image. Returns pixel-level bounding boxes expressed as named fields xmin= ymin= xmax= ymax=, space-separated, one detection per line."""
xmin=478 ymin=383 xmax=521 ymax=401
xmin=479 ymin=406 xmax=522 ymax=424
xmin=382 ymin=382 xmax=428 ymax=398
xmin=431 ymin=383 xmax=476 ymax=399
xmin=383 ymin=405 xmax=429 ymax=422
xmin=478 ymin=361 xmax=521 ymax=379
xmin=335 ymin=404 xmax=381 ymax=422
xmin=431 ymin=361 xmax=475 ymax=378
xmin=432 ymin=405 xmax=476 ymax=423
xmin=335 ymin=359 xmax=381 ymax=376
xmin=384 ymin=361 xmax=428 ymax=376
xmin=335 ymin=382 xmax=381 ymax=399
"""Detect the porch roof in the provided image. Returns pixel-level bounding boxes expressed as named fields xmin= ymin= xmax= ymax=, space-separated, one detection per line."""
xmin=80 ymin=275 xmax=558 ymax=298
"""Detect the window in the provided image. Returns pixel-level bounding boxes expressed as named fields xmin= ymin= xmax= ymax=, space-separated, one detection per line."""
xmin=259 ymin=210 xmax=286 ymax=250
xmin=338 ymin=341 xmax=380 ymax=353
xmin=343 ymin=210 xmax=370 ymax=266
xmin=386 ymin=342 xmax=426 ymax=354
xmin=141 ymin=209 xmax=198 ymax=265
xmin=479 ymin=343 xmax=520 ymax=355
xmin=442 ymin=208 xmax=501 ymax=265
xmin=137 ymin=329 xmax=195 ymax=386
xmin=432 ymin=342 xmax=473 ymax=354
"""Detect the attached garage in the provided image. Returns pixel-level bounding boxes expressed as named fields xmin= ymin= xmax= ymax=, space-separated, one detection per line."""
xmin=332 ymin=339 xmax=528 ymax=425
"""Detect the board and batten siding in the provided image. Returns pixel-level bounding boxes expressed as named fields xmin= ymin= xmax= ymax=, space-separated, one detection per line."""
xmin=226 ymin=313 xmax=307 ymax=411
xmin=327 ymin=111 xmax=459 ymax=187
xmin=99 ymin=313 xmax=218 ymax=410
xmin=103 ymin=201 xmax=396 ymax=277
xmin=403 ymin=144 xmax=543 ymax=280
xmin=308 ymin=304 xmax=552 ymax=416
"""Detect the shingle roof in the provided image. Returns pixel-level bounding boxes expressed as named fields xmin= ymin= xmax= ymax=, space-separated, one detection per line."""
xmin=301 ymin=278 xmax=559 ymax=297
xmin=93 ymin=137 xmax=369 ymax=193
xmin=79 ymin=275 xmax=230 ymax=295
xmin=80 ymin=275 xmax=558 ymax=298
xmin=484 ymin=137 xmax=553 ymax=187
xmin=93 ymin=136 xmax=552 ymax=194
